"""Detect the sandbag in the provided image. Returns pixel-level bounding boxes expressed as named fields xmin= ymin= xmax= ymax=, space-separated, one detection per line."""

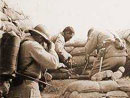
xmin=106 ymin=91 xmax=128 ymax=98
xmin=117 ymin=79 xmax=130 ymax=91
xmin=98 ymin=80 xmax=119 ymax=93
xmin=0 ymin=32 xmax=21 ymax=76
xmin=70 ymin=47 xmax=85 ymax=56
xmin=2 ymin=21 xmax=18 ymax=32
xmin=0 ymin=11 xmax=9 ymax=21
xmin=67 ymin=91 xmax=81 ymax=98
xmin=79 ymin=92 xmax=105 ymax=98
xmin=66 ymin=80 xmax=100 ymax=93
xmin=69 ymin=91 xmax=105 ymax=98
xmin=0 ymin=0 xmax=5 ymax=12
xmin=65 ymin=46 xmax=74 ymax=53
xmin=14 ymin=18 xmax=33 ymax=31
xmin=1 ymin=21 xmax=23 ymax=38
xmin=72 ymin=55 xmax=86 ymax=67
xmin=3 ymin=7 xmax=25 ymax=21
xmin=50 ymin=72 xmax=70 ymax=79
xmin=65 ymin=40 xmax=87 ymax=47
xmin=62 ymin=91 xmax=71 ymax=98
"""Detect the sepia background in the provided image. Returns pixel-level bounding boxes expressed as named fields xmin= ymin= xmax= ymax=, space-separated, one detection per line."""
xmin=4 ymin=0 xmax=130 ymax=40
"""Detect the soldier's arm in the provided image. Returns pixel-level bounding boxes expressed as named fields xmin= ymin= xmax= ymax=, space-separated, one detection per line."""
xmin=55 ymin=35 xmax=72 ymax=61
xmin=85 ymin=33 xmax=98 ymax=60
xmin=29 ymin=41 xmax=59 ymax=69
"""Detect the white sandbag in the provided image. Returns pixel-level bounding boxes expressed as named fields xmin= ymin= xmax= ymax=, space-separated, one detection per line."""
xmin=14 ymin=18 xmax=33 ymax=31
xmin=3 ymin=7 xmax=25 ymax=21
xmin=117 ymin=79 xmax=130 ymax=91
xmin=63 ymin=91 xmax=105 ymax=98
xmin=0 ymin=11 xmax=9 ymax=21
xmin=72 ymin=55 xmax=86 ymax=67
xmin=2 ymin=21 xmax=24 ymax=38
xmin=79 ymin=92 xmax=105 ymax=98
xmin=65 ymin=40 xmax=87 ymax=47
xmin=66 ymin=80 xmax=100 ymax=93
xmin=70 ymin=47 xmax=85 ymax=56
xmin=3 ymin=0 xmax=23 ymax=13
xmin=69 ymin=91 xmax=81 ymax=98
xmin=0 ymin=0 xmax=5 ymax=11
xmin=65 ymin=46 xmax=74 ymax=53
xmin=2 ymin=21 xmax=18 ymax=32
xmin=98 ymin=80 xmax=119 ymax=93
xmin=2 ymin=21 xmax=21 ymax=35
xmin=106 ymin=91 xmax=128 ymax=98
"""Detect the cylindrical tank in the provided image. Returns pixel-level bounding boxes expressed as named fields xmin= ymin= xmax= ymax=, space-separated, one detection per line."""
xmin=0 ymin=32 xmax=21 ymax=78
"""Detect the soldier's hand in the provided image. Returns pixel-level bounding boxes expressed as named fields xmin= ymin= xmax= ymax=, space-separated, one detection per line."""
xmin=65 ymin=57 xmax=72 ymax=68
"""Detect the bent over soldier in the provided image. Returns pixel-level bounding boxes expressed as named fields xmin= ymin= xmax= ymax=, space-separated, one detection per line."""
xmin=51 ymin=26 xmax=75 ymax=67
xmin=85 ymin=28 xmax=127 ymax=80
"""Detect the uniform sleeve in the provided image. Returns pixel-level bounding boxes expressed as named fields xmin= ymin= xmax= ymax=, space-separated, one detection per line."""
xmin=29 ymin=41 xmax=59 ymax=69
xmin=85 ymin=32 xmax=98 ymax=59
xmin=55 ymin=35 xmax=72 ymax=61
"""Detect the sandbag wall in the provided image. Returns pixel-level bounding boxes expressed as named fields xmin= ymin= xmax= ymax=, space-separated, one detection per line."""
xmin=0 ymin=0 xmax=33 ymax=74
xmin=0 ymin=0 xmax=33 ymax=37
xmin=50 ymin=40 xmax=97 ymax=79
xmin=65 ymin=40 xmax=97 ymax=74
xmin=65 ymin=40 xmax=87 ymax=68
xmin=61 ymin=78 xmax=130 ymax=98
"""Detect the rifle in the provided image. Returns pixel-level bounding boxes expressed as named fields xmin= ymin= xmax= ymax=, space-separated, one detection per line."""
xmin=98 ymin=48 xmax=106 ymax=72
xmin=82 ymin=55 xmax=89 ymax=75
xmin=15 ymin=72 xmax=53 ymax=87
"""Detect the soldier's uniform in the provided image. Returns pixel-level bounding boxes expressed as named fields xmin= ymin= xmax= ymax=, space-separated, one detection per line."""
xmin=51 ymin=32 xmax=72 ymax=63
xmin=85 ymin=29 xmax=127 ymax=76
xmin=8 ymin=39 xmax=59 ymax=98
xmin=118 ymin=29 xmax=130 ymax=59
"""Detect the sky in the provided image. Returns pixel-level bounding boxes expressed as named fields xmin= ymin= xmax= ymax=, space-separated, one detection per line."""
xmin=5 ymin=0 xmax=130 ymax=40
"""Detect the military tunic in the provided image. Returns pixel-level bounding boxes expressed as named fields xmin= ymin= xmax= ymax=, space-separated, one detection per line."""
xmin=8 ymin=40 xmax=59 ymax=98
xmin=85 ymin=29 xmax=127 ymax=76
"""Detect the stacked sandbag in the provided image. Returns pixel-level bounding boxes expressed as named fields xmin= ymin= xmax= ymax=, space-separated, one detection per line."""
xmin=49 ymin=40 xmax=88 ymax=79
xmin=61 ymin=80 xmax=129 ymax=98
xmin=65 ymin=40 xmax=87 ymax=67
xmin=116 ymin=78 xmax=130 ymax=97
xmin=0 ymin=0 xmax=34 ymax=75
xmin=0 ymin=0 xmax=33 ymax=33
xmin=50 ymin=39 xmax=97 ymax=79
xmin=65 ymin=39 xmax=97 ymax=68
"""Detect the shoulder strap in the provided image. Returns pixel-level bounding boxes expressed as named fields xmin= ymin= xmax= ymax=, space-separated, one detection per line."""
xmin=20 ymin=60 xmax=33 ymax=72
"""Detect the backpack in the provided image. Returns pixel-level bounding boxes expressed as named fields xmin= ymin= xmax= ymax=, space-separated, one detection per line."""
xmin=0 ymin=31 xmax=24 ymax=80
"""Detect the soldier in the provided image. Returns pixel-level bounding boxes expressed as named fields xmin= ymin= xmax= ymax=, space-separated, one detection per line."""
xmin=8 ymin=29 xmax=60 ymax=98
xmin=85 ymin=28 xmax=127 ymax=80
xmin=51 ymin=26 xmax=75 ymax=67
xmin=117 ymin=29 xmax=130 ymax=76
xmin=117 ymin=29 xmax=130 ymax=59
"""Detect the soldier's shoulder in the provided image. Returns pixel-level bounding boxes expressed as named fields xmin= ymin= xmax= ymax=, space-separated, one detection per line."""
xmin=22 ymin=40 xmax=40 ymax=48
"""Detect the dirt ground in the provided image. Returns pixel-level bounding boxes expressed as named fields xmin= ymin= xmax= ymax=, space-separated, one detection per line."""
xmin=41 ymin=79 xmax=77 ymax=98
